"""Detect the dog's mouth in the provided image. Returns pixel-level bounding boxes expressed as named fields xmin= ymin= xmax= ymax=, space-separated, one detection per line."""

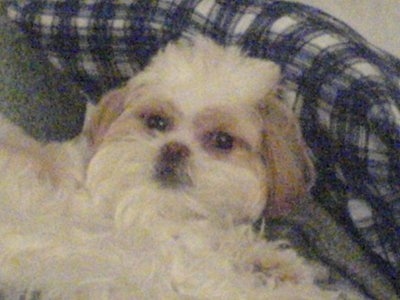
xmin=153 ymin=142 xmax=193 ymax=188
xmin=153 ymin=163 xmax=192 ymax=188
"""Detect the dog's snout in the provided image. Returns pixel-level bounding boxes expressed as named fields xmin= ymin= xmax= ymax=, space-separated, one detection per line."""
xmin=160 ymin=142 xmax=191 ymax=163
xmin=154 ymin=142 xmax=192 ymax=187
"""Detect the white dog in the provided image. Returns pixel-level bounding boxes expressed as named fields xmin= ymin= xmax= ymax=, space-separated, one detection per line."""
xmin=0 ymin=37 xmax=359 ymax=299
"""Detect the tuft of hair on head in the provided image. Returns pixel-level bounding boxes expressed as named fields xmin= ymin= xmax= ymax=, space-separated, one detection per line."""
xmin=127 ymin=35 xmax=281 ymax=106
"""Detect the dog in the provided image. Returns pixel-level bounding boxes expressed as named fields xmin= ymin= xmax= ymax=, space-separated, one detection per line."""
xmin=0 ymin=36 xmax=364 ymax=299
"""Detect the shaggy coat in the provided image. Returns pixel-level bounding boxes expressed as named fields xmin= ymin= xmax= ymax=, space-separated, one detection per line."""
xmin=0 ymin=37 xmax=355 ymax=299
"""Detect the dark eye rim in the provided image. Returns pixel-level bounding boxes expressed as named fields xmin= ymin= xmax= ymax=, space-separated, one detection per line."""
xmin=141 ymin=113 xmax=172 ymax=132
xmin=205 ymin=131 xmax=235 ymax=151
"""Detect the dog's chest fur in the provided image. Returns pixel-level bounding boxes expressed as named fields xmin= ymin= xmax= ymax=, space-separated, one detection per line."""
xmin=0 ymin=130 xmax=334 ymax=299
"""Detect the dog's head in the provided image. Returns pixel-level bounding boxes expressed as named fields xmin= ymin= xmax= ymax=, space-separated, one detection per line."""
xmin=84 ymin=37 xmax=314 ymax=225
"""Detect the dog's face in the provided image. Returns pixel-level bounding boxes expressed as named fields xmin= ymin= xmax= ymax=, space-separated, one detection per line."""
xmin=84 ymin=37 xmax=314 ymax=226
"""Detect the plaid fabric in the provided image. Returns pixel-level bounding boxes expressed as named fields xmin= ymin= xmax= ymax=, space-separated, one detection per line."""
xmin=6 ymin=0 xmax=400 ymax=282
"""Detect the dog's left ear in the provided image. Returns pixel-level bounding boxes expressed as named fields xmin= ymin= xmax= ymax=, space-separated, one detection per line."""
xmin=85 ymin=87 xmax=126 ymax=148
xmin=258 ymin=94 xmax=315 ymax=219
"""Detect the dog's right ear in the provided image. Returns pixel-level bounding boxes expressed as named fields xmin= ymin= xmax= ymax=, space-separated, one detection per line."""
xmin=85 ymin=88 xmax=126 ymax=148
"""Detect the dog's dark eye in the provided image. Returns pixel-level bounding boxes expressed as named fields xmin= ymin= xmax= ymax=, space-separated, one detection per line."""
xmin=210 ymin=131 xmax=235 ymax=151
xmin=145 ymin=114 xmax=170 ymax=131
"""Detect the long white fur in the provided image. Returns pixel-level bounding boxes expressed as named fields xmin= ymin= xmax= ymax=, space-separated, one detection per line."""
xmin=0 ymin=37 xmax=359 ymax=299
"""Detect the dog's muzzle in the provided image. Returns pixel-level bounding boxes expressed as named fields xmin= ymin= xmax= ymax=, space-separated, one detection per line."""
xmin=154 ymin=141 xmax=192 ymax=188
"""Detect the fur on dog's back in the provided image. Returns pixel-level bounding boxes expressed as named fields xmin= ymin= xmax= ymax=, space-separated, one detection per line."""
xmin=0 ymin=114 xmax=89 ymax=245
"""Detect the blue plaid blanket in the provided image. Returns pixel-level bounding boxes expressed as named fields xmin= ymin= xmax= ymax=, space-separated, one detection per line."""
xmin=6 ymin=0 xmax=400 ymax=284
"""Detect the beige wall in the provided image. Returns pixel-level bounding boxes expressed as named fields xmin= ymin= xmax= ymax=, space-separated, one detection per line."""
xmin=294 ymin=0 xmax=400 ymax=57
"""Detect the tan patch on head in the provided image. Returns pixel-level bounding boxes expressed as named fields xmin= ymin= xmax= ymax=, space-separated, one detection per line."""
xmin=193 ymin=105 xmax=262 ymax=158
xmin=86 ymin=88 xmax=127 ymax=147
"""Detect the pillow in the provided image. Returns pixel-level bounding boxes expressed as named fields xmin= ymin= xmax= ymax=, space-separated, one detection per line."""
xmin=0 ymin=2 xmax=86 ymax=141
xmin=6 ymin=0 xmax=400 ymax=282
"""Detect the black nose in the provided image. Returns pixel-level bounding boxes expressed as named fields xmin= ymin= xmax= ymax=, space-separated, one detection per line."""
xmin=160 ymin=142 xmax=191 ymax=164
xmin=154 ymin=142 xmax=191 ymax=187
